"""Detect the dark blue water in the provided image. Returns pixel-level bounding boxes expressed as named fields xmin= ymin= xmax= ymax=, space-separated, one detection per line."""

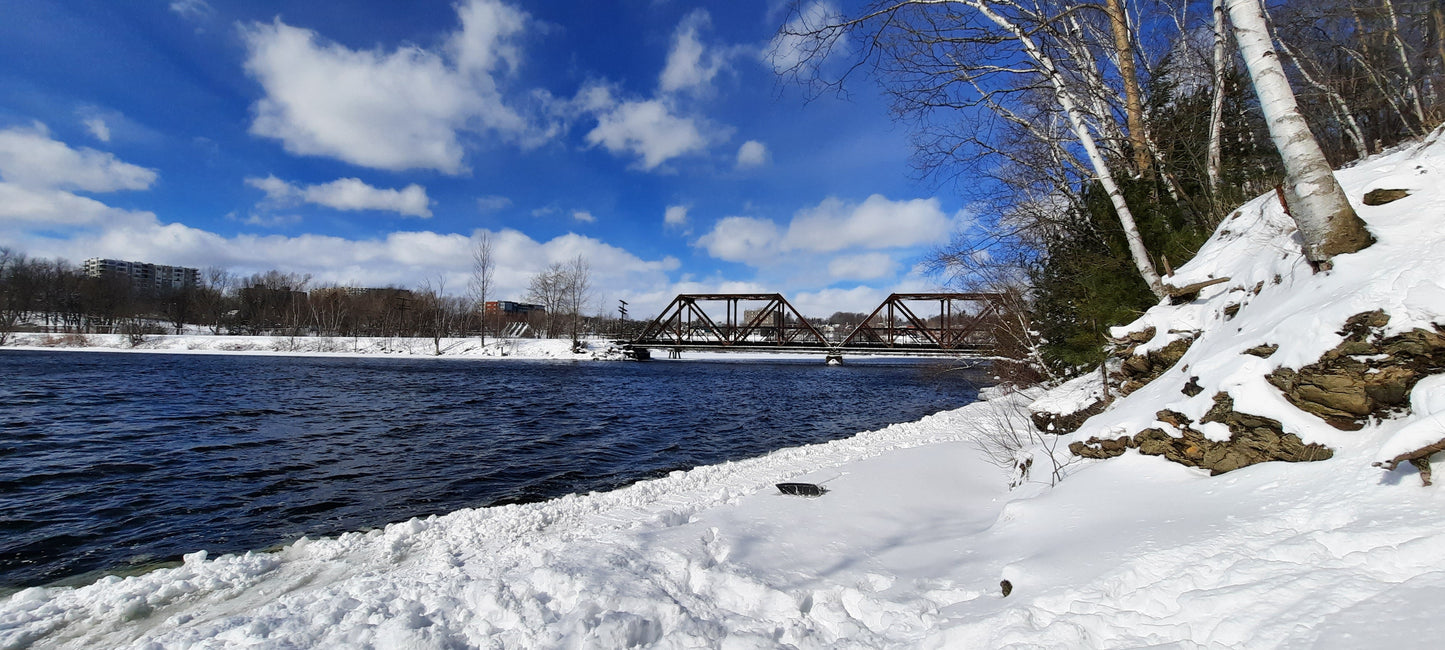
xmin=0 ymin=350 xmax=985 ymax=589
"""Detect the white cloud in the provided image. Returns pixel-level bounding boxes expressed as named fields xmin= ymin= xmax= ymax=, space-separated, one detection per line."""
xmin=695 ymin=216 xmax=780 ymax=264
xmin=664 ymin=205 xmax=689 ymax=227
xmin=246 ymin=175 xmax=432 ymax=218
xmin=0 ymin=183 xmax=155 ymax=228
xmin=584 ymin=96 xmax=711 ymax=171
xmin=240 ymin=0 xmax=534 ymax=174
xmin=782 ymin=194 xmax=954 ymax=253
xmin=789 ymin=285 xmax=889 ymax=319
xmin=736 ymin=140 xmax=768 ymax=168
xmin=659 ymin=10 xmax=726 ymax=95
xmin=827 ymin=252 xmax=896 ymax=280
xmin=82 ymin=117 xmax=111 ymax=143
xmin=0 ymin=123 xmax=156 ymax=192
xmin=572 ymin=210 xmax=596 ymax=223
xmin=476 ymin=195 xmax=512 ymax=212
xmin=694 ymin=194 xmax=956 ymax=266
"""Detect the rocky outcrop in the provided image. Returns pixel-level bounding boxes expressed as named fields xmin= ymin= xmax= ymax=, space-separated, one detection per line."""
xmin=1031 ymin=399 xmax=1107 ymax=435
xmin=1068 ymin=393 xmax=1334 ymax=474
xmin=1113 ymin=329 xmax=1196 ymax=396
xmin=1266 ymin=311 xmax=1445 ymax=430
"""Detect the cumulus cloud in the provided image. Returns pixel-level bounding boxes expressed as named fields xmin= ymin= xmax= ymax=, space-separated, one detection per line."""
xmin=782 ymin=195 xmax=955 ymax=253
xmin=246 ymin=175 xmax=432 ymax=217
xmin=695 ymin=194 xmax=957 ymax=266
xmin=659 ymin=10 xmax=727 ymax=95
xmin=572 ymin=210 xmax=596 ymax=223
xmin=695 ymin=216 xmax=781 ymax=265
xmin=736 ymin=140 xmax=768 ymax=168
xmin=664 ymin=205 xmax=689 ymax=227
xmin=0 ymin=183 xmax=155 ymax=228
xmin=240 ymin=0 xmax=534 ymax=174
xmin=584 ymin=95 xmax=712 ymax=171
xmin=0 ymin=123 xmax=156 ymax=192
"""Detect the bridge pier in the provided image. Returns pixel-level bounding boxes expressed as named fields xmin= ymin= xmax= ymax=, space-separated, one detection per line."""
xmin=825 ymin=352 xmax=844 ymax=365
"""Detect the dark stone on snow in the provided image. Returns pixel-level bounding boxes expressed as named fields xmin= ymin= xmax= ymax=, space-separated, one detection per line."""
xmin=1182 ymin=376 xmax=1204 ymax=396
xmin=1362 ymin=188 xmax=1410 ymax=206
xmin=1243 ymin=344 xmax=1279 ymax=358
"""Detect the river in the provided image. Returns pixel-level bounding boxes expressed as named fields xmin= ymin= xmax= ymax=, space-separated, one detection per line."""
xmin=0 ymin=350 xmax=986 ymax=590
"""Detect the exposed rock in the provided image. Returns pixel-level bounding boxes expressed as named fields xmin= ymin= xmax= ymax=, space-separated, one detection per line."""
xmin=1114 ymin=334 xmax=1197 ymax=396
xmin=1068 ymin=435 xmax=1134 ymax=459
xmin=1181 ymin=376 xmax=1204 ymax=396
xmin=1243 ymin=344 xmax=1279 ymax=358
xmin=1362 ymin=188 xmax=1410 ymax=205
xmin=1135 ymin=393 xmax=1333 ymax=474
xmin=1071 ymin=394 xmax=1333 ymax=474
xmin=1156 ymin=408 xmax=1192 ymax=428
xmin=1266 ymin=311 xmax=1445 ymax=430
xmin=1031 ymin=398 xmax=1108 ymax=435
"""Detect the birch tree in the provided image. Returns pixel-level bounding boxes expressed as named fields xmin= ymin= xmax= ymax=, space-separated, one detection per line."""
xmin=775 ymin=0 xmax=1167 ymax=298
xmin=1225 ymin=0 xmax=1375 ymax=265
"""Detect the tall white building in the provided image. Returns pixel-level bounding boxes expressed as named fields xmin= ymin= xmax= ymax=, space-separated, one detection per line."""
xmin=82 ymin=258 xmax=199 ymax=291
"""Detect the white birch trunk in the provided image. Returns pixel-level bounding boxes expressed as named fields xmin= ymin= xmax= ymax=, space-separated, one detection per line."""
xmin=1207 ymin=0 xmax=1228 ymax=194
xmin=972 ymin=0 xmax=1165 ymax=297
xmin=1383 ymin=0 xmax=1427 ymax=127
xmin=1225 ymin=0 xmax=1374 ymax=264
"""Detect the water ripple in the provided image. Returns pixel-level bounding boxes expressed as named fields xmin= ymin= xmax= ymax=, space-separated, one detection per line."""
xmin=0 ymin=350 xmax=983 ymax=588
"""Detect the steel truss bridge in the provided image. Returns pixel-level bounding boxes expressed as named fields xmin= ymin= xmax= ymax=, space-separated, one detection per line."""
xmin=624 ymin=293 xmax=1005 ymax=360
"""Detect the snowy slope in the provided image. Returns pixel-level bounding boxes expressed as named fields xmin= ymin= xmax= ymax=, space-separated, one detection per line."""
xmin=5 ymin=134 xmax=1445 ymax=648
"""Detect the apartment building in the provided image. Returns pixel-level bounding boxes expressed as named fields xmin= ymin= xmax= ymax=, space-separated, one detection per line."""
xmin=82 ymin=258 xmax=200 ymax=291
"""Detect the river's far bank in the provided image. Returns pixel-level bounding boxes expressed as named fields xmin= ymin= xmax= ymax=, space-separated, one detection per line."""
xmin=1 ymin=332 xmax=627 ymax=361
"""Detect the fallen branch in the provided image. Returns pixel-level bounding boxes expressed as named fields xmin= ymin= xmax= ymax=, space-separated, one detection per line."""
xmin=1164 ymin=277 xmax=1231 ymax=304
xmin=1373 ymin=437 xmax=1445 ymax=486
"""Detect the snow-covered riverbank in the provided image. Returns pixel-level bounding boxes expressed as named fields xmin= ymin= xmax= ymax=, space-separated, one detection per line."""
xmin=6 ymin=134 xmax=1445 ymax=648
xmin=1 ymin=333 xmax=627 ymax=361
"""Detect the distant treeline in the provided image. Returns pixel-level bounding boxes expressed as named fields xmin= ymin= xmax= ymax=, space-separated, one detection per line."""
xmin=0 ymin=249 xmax=626 ymax=346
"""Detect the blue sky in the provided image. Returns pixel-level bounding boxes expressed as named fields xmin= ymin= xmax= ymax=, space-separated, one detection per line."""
xmin=0 ymin=0 xmax=975 ymax=318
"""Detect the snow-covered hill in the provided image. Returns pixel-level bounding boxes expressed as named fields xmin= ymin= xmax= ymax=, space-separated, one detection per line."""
xmin=4 ymin=132 xmax=1445 ymax=648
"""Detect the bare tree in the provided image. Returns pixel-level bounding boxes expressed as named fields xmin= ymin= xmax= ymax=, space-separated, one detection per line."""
xmin=0 ymin=247 xmax=30 ymax=345
xmin=418 ymin=276 xmax=459 ymax=355
xmin=776 ymin=0 xmax=1167 ymax=298
xmin=468 ymin=233 xmax=496 ymax=346
xmin=563 ymin=255 xmax=593 ymax=350
xmin=1225 ymin=0 xmax=1375 ymax=266
xmin=526 ymin=263 xmax=567 ymax=338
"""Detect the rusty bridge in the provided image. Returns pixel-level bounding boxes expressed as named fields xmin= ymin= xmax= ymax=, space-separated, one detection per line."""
xmin=624 ymin=293 xmax=1005 ymax=361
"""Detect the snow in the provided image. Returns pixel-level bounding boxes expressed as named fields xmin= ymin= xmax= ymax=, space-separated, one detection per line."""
xmin=1 ymin=334 xmax=627 ymax=361
xmin=6 ymin=133 xmax=1445 ymax=647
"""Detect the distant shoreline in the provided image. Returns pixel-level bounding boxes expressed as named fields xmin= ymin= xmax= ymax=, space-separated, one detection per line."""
xmin=0 ymin=333 xmax=628 ymax=362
